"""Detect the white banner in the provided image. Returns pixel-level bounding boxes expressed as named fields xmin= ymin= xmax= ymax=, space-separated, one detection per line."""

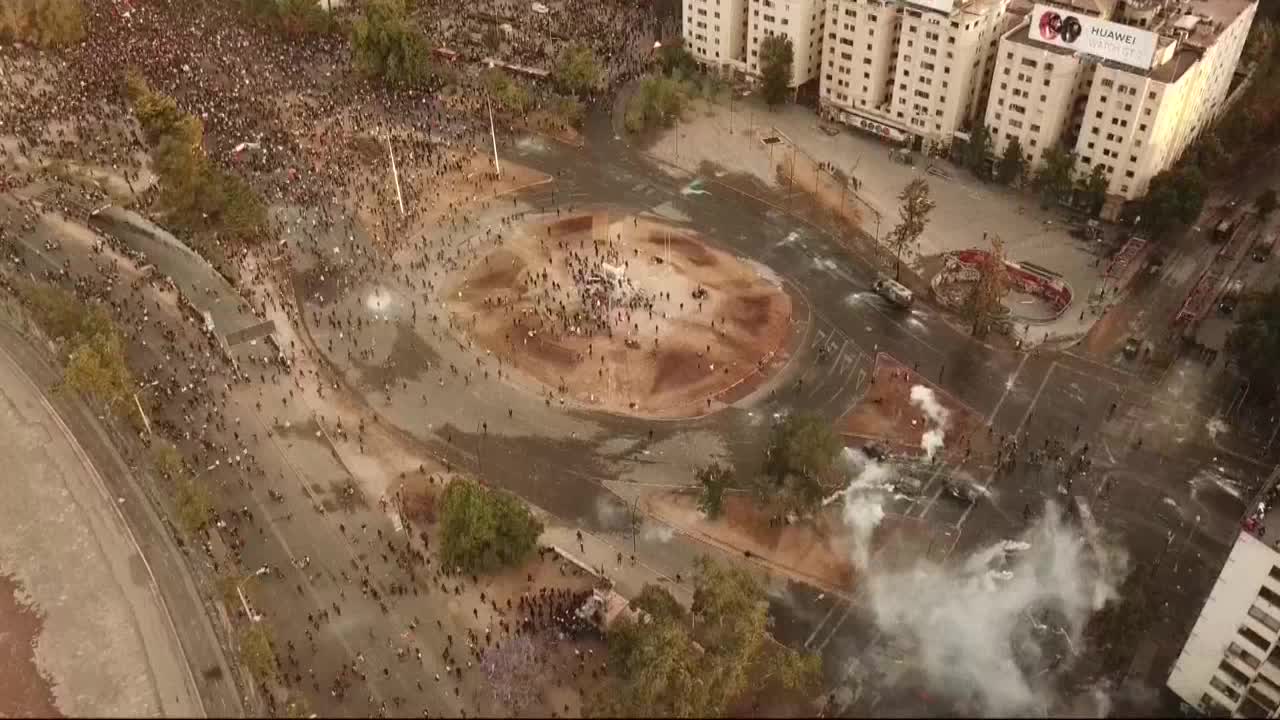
xmin=1031 ymin=4 xmax=1157 ymax=70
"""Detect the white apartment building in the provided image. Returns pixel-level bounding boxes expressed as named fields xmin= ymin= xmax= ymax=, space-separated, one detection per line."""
xmin=818 ymin=0 xmax=1013 ymax=151
xmin=985 ymin=0 xmax=1257 ymax=211
xmin=682 ymin=0 xmax=825 ymax=87
xmin=683 ymin=0 xmax=750 ymax=69
xmin=1169 ymin=527 xmax=1280 ymax=718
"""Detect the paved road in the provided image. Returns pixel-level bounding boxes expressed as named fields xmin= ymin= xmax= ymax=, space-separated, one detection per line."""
xmin=4 ymin=99 xmax=1266 ymax=717
xmin=0 ymin=322 xmax=204 ymax=717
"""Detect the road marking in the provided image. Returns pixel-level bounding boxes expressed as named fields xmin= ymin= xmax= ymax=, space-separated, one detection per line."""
xmin=986 ymin=353 xmax=1029 ymax=425
xmin=815 ymin=603 xmax=856 ymax=653
xmin=804 ymin=600 xmax=843 ymax=648
xmin=959 ymin=362 xmax=1057 ymax=527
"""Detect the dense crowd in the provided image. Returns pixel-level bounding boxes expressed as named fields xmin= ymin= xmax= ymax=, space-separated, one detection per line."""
xmin=0 ymin=0 xmax=673 ymax=717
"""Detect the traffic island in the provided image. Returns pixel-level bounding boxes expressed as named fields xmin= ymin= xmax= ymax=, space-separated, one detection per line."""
xmin=838 ymin=353 xmax=997 ymax=471
xmin=443 ymin=212 xmax=797 ymax=418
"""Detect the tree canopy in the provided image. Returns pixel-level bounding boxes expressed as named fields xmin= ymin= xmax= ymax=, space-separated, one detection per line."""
xmin=439 ymin=478 xmax=543 ymax=574
xmin=759 ymin=35 xmax=794 ymax=106
xmin=350 ymin=0 xmax=442 ymax=88
xmin=624 ymin=72 xmax=694 ymax=133
xmin=553 ymin=43 xmax=604 ymax=97
xmin=1034 ymin=146 xmax=1076 ymax=207
xmin=887 ymin=178 xmax=935 ymax=281
xmin=1081 ymin=163 xmax=1109 ymax=217
xmin=696 ymin=462 xmax=733 ymax=519
xmin=124 ymin=71 xmax=268 ymax=247
xmin=997 ymin=137 xmax=1027 ymax=186
xmin=1227 ymin=288 xmax=1280 ymax=406
xmin=595 ymin=557 xmax=820 ymax=717
xmin=757 ymin=413 xmax=843 ymax=514
xmin=240 ymin=0 xmax=334 ymax=37
xmin=962 ymin=125 xmax=992 ymax=179
xmin=0 ymin=0 xmax=83 ymax=47
xmin=1135 ymin=165 xmax=1206 ymax=239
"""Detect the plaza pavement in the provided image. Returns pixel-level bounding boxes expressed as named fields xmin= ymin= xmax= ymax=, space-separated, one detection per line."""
xmin=641 ymin=96 xmax=1118 ymax=347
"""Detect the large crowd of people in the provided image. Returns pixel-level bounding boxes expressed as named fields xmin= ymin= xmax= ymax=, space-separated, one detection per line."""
xmin=0 ymin=0 xmax=672 ymax=717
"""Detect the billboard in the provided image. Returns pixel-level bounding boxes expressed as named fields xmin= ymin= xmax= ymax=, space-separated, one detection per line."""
xmin=1030 ymin=4 xmax=1157 ymax=70
xmin=903 ymin=0 xmax=955 ymax=13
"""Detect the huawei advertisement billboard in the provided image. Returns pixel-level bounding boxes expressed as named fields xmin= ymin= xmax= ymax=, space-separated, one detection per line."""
xmin=1031 ymin=3 xmax=1157 ymax=70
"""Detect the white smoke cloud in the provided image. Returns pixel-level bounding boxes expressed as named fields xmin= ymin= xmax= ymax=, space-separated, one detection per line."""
xmin=909 ymin=385 xmax=950 ymax=460
xmin=861 ymin=502 xmax=1128 ymax=717
xmin=837 ymin=448 xmax=895 ymax=570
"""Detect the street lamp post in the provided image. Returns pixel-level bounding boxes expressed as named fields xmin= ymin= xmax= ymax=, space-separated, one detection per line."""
xmin=237 ymin=566 xmax=269 ymax=623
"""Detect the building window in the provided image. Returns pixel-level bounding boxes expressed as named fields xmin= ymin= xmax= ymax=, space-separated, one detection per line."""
xmin=1252 ymin=605 xmax=1280 ymax=633
xmin=1220 ymin=660 xmax=1250 ymax=687
xmin=1241 ymin=625 xmax=1272 ymax=652
xmin=1230 ymin=642 xmax=1263 ymax=669
xmin=1211 ymin=676 xmax=1242 ymax=703
xmin=1021 ymin=58 xmax=1038 ymax=68
xmin=1100 ymin=79 xmax=1114 ymax=88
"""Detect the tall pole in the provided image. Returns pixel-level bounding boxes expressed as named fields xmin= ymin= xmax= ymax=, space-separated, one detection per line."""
xmin=386 ymin=134 xmax=405 ymax=217
xmin=486 ymin=94 xmax=501 ymax=178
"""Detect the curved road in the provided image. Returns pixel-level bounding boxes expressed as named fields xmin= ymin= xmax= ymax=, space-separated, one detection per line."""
xmin=0 ymin=334 xmax=204 ymax=717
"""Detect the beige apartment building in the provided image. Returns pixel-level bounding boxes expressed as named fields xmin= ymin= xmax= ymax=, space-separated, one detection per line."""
xmin=817 ymin=0 xmax=1014 ymax=151
xmin=985 ymin=0 xmax=1257 ymax=212
xmin=682 ymin=0 xmax=825 ymax=87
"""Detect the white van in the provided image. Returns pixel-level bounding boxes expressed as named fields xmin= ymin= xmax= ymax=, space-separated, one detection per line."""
xmin=872 ymin=278 xmax=914 ymax=308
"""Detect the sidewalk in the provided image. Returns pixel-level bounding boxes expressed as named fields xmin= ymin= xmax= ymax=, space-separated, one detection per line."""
xmin=644 ymin=97 xmax=1111 ymax=348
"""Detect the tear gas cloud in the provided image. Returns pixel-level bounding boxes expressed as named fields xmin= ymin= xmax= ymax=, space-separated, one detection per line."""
xmin=854 ymin=499 xmax=1127 ymax=716
xmin=909 ymin=385 xmax=949 ymax=459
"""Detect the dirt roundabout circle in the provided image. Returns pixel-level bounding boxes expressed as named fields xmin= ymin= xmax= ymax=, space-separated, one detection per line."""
xmin=444 ymin=211 xmax=797 ymax=418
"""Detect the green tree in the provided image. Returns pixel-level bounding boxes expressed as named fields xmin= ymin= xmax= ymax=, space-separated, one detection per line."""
xmin=553 ymin=43 xmax=604 ymax=97
xmin=759 ymin=35 xmax=794 ymax=106
xmin=630 ymin=583 xmax=687 ymax=623
xmin=152 ymin=442 xmax=187 ymax=483
xmin=350 ymin=0 xmax=440 ymax=88
xmin=439 ymin=478 xmax=543 ymax=574
xmin=962 ymin=125 xmax=992 ymax=179
xmin=887 ymin=178 xmax=935 ymax=281
xmin=63 ymin=330 xmax=133 ymax=411
xmin=624 ymin=73 xmax=693 ymax=133
xmin=966 ymin=234 xmax=1010 ymax=338
xmin=598 ymin=557 xmax=819 ymax=718
xmin=0 ymin=0 xmax=83 ymax=47
xmin=1136 ymin=166 xmax=1206 ymax=239
xmin=239 ymin=623 xmax=279 ymax=682
xmin=658 ymin=39 xmax=698 ymax=77
xmin=1081 ymin=163 xmax=1110 ymax=216
xmin=1257 ymin=188 xmax=1278 ymax=218
xmin=1227 ymin=289 xmax=1280 ymax=406
xmin=241 ymin=0 xmax=333 ymax=36
xmin=997 ymin=137 xmax=1027 ymax=186
xmin=758 ymin=413 xmax=842 ymax=514
xmin=176 ymin=475 xmax=213 ymax=534
xmin=696 ymin=461 xmax=733 ymax=519
xmin=1034 ymin=146 xmax=1076 ymax=207
xmin=481 ymin=68 xmax=532 ymax=116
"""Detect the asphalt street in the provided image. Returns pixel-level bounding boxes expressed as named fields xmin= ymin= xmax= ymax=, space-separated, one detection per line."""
xmin=3 ymin=102 xmax=1268 ymax=717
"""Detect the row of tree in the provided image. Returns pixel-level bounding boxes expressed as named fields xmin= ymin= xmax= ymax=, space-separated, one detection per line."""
xmin=595 ymin=558 xmax=821 ymax=716
xmin=16 ymin=282 xmax=136 ymax=414
xmin=123 ymin=71 xmax=269 ymax=251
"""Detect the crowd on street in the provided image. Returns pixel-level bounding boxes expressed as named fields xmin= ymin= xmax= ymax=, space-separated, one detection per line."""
xmin=0 ymin=0 xmax=676 ymax=717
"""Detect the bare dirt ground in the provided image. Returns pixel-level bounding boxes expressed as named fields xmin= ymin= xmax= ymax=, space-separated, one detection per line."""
xmin=643 ymin=490 xmax=858 ymax=594
xmin=443 ymin=213 xmax=794 ymax=418
xmin=639 ymin=488 xmax=948 ymax=594
xmin=0 ymin=572 xmax=61 ymax=719
xmin=839 ymin=353 xmax=997 ymax=471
